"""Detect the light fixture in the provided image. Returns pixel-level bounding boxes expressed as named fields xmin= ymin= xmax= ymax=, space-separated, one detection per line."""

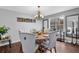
xmin=59 ymin=15 xmax=65 ymax=19
xmin=34 ymin=6 xmax=44 ymax=20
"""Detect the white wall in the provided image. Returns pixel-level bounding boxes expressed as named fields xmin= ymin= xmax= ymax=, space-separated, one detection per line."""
xmin=17 ymin=20 xmax=42 ymax=33
xmin=0 ymin=8 xmax=42 ymax=44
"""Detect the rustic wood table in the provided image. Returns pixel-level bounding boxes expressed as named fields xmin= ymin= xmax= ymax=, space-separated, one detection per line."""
xmin=0 ymin=36 xmax=11 ymax=48
xmin=35 ymin=34 xmax=48 ymax=44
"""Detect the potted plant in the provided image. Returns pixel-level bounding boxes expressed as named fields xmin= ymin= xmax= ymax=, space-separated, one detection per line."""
xmin=0 ymin=25 xmax=9 ymax=40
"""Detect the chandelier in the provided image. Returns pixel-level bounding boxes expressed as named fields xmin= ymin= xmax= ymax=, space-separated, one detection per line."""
xmin=34 ymin=6 xmax=44 ymax=20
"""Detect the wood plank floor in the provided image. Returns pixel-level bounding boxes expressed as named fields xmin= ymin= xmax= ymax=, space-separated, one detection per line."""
xmin=0 ymin=42 xmax=22 ymax=53
xmin=0 ymin=41 xmax=79 ymax=53
xmin=56 ymin=42 xmax=79 ymax=53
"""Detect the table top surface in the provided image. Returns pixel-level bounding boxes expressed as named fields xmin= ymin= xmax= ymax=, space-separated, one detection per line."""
xmin=0 ymin=35 xmax=10 ymax=42
xmin=35 ymin=34 xmax=48 ymax=40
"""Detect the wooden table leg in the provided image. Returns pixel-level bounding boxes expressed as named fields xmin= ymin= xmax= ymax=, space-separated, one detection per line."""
xmin=9 ymin=40 xmax=11 ymax=48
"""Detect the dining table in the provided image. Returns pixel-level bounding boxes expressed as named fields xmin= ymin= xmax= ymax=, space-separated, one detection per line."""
xmin=35 ymin=33 xmax=48 ymax=45
xmin=35 ymin=33 xmax=49 ymax=53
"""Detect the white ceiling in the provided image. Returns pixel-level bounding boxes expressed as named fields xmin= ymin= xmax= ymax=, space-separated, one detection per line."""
xmin=0 ymin=6 xmax=78 ymax=17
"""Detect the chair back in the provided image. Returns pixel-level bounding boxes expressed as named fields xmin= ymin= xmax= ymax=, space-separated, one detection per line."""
xmin=19 ymin=32 xmax=35 ymax=53
xmin=48 ymin=31 xmax=57 ymax=48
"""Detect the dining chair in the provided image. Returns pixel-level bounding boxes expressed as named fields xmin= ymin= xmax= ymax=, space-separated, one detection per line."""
xmin=41 ymin=31 xmax=57 ymax=53
xmin=19 ymin=32 xmax=35 ymax=53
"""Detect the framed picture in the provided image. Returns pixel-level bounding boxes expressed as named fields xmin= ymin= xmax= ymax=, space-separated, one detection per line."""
xmin=17 ymin=17 xmax=36 ymax=23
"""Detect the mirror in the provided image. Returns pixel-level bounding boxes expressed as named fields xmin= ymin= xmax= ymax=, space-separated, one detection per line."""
xmin=66 ymin=14 xmax=79 ymax=36
xmin=42 ymin=19 xmax=49 ymax=33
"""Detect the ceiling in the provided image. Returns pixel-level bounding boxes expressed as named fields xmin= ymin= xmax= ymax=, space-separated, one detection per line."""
xmin=0 ymin=6 xmax=78 ymax=17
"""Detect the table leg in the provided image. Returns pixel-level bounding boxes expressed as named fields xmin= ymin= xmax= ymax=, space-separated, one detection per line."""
xmin=9 ymin=40 xmax=11 ymax=48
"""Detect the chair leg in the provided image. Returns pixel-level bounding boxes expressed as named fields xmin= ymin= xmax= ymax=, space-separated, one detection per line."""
xmin=50 ymin=48 xmax=52 ymax=53
xmin=54 ymin=47 xmax=56 ymax=53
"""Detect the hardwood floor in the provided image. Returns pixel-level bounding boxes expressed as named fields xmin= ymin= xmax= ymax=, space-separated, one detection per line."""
xmin=0 ymin=42 xmax=22 ymax=53
xmin=0 ymin=41 xmax=79 ymax=53
xmin=56 ymin=41 xmax=79 ymax=53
